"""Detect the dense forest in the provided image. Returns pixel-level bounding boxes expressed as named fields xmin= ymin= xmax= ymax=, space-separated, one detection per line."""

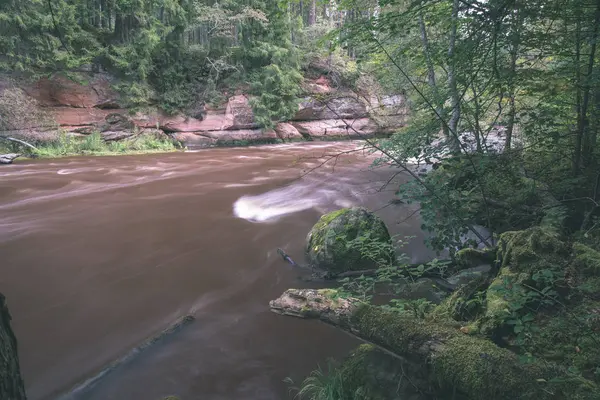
xmin=3 ymin=0 xmax=600 ymax=399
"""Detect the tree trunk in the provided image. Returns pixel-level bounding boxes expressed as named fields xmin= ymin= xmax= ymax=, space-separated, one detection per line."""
xmin=419 ymin=12 xmax=448 ymax=138
xmin=470 ymin=83 xmax=483 ymax=152
xmin=308 ymin=0 xmax=317 ymax=26
xmin=0 ymin=293 xmax=27 ymax=400
xmin=575 ymin=0 xmax=600 ymax=174
xmin=447 ymin=0 xmax=461 ymax=152
xmin=505 ymin=6 xmax=521 ymax=151
xmin=269 ymin=289 xmax=600 ymax=400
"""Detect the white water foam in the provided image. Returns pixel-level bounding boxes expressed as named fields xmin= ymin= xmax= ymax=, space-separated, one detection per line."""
xmin=233 ymin=191 xmax=318 ymax=223
xmin=232 ymin=176 xmax=360 ymax=223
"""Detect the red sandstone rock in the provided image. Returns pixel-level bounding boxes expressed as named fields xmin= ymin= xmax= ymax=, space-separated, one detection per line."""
xmin=23 ymin=74 xmax=119 ymax=109
xmin=274 ymin=123 xmax=303 ymax=140
xmin=293 ymin=95 xmax=367 ymax=121
xmin=50 ymin=107 xmax=122 ymax=127
xmin=291 ymin=118 xmax=378 ymax=138
xmin=225 ymin=95 xmax=258 ymax=130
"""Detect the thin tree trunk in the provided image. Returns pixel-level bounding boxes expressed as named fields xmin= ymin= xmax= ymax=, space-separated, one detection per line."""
xmin=308 ymin=0 xmax=317 ymax=26
xmin=419 ymin=12 xmax=448 ymax=138
xmin=447 ymin=0 xmax=461 ymax=152
xmin=575 ymin=0 xmax=600 ymax=174
xmin=0 ymin=293 xmax=27 ymax=400
xmin=505 ymin=6 xmax=521 ymax=151
xmin=590 ymin=88 xmax=600 ymax=158
xmin=471 ymin=82 xmax=483 ymax=152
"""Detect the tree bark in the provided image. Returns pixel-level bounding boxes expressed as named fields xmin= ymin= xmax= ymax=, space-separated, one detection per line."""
xmin=308 ymin=0 xmax=317 ymax=26
xmin=269 ymin=289 xmax=600 ymax=400
xmin=505 ymin=5 xmax=520 ymax=151
xmin=419 ymin=12 xmax=448 ymax=138
xmin=0 ymin=293 xmax=27 ymax=400
xmin=575 ymin=0 xmax=600 ymax=174
xmin=447 ymin=0 xmax=461 ymax=152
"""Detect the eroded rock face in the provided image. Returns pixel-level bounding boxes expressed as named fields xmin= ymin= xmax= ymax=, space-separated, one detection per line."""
xmin=294 ymin=95 xmax=367 ymax=121
xmin=274 ymin=122 xmax=303 ymax=141
xmin=292 ymin=118 xmax=378 ymax=139
xmin=305 ymin=208 xmax=392 ymax=274
xmin=23 ymin=74 xmax=119 ymax=109
xmin=1 ymin=72 xmax=407 ymax=147
xmin=170 ymin=132 xmax=216 ymax=148
xmin=225 ymin=95 xmax=258 ymax=130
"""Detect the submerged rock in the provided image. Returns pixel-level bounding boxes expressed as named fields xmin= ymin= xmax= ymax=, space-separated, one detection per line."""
xmin=305 ymin=208 xmax=392 ymax=274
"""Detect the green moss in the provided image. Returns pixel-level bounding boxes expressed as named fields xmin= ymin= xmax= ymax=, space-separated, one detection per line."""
xmin=350 ymin=304 xmax=600 ymax=399
xmin=474 ymin=227 xmax=572 ymax=336
xmin=454 ymin=247 xmax=496 ymax=270
xmin=478 ymin=269 xmax=530 ymax=335
xmin=305 ymin=208 xmax=392 ymax=273
xmin=572 ymin=243 xmax=600 ymax=277
xmin=308 ymin=208 xmax=352 ymax=250
xmin=497 ymin=227 xmax=569 ymax=273
xmin=432 ymin=275 xmax=489 ymax=322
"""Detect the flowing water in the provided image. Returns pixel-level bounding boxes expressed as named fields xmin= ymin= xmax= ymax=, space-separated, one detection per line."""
xmin=0 ymin=141 xmax=437 ymax=400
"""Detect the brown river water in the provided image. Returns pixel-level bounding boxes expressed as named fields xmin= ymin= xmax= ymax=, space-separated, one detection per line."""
xmin=0 ymin=141 xmax=437 ymax=400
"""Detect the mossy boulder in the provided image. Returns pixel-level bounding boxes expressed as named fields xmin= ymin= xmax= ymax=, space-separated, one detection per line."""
xmin=478 ymin=227 xmax=570 ymax=336
xmin=305 ymin=207 xmax=392 ymax=274
xmin=572 ymin=243 xmax=600 ymax=277
xmin=497 ymin=227 xmax=570 ymax=273
xmin=433 ymin=274 xmax=491 ymax=322
xmin=453 ymin=247 xmax=496 ymax=271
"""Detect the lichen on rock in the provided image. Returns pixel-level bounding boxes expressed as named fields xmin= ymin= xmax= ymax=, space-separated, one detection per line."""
xmin=305 ymin=207 xmax=392 ymax=274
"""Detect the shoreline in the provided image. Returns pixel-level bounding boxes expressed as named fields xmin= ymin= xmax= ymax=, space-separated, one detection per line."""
xmin=3 ymin=135 xmax=388 ymax=162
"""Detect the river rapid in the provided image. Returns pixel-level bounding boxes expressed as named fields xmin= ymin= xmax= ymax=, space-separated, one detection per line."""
xmin=0 ymin=141 xmax=438 ymax=400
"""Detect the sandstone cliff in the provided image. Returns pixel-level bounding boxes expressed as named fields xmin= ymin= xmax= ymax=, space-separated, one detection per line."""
xmin=0 ymin=72 xmax=408 ymax=148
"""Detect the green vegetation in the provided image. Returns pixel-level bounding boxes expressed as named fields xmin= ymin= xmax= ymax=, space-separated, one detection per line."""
xmin=0 ymin=131 xmax=179 ymax=158
xmin=4 ymin=0 xmax=600 ymax=399
xmin=305 ymin=207 xmax=393 ymax=274
xmin=0 ymin=0 xmax=341 ymax=126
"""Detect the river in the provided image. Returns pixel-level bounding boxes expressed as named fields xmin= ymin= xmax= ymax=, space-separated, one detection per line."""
xmin=0 ymin=141 xmax=437 ymax=400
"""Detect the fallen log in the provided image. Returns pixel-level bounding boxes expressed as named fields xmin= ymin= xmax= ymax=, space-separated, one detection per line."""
xmin=0 ymin=154 xmax=21 ymax=165
xmin=269 ymin=289 xmax=600 ymax=400
xmin=0 ymin=137 xmax=38 ymax=152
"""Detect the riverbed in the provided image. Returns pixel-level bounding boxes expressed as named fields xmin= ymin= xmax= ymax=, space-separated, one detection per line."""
xmin=0 ymin=141 xmax=436 ymax=400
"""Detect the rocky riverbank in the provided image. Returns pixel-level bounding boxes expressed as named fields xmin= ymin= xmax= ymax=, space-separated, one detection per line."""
xmin=0 ymin=71 xmax=408 ymax=151
xmin=273 ymin=208 xmax=600 ymax=399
